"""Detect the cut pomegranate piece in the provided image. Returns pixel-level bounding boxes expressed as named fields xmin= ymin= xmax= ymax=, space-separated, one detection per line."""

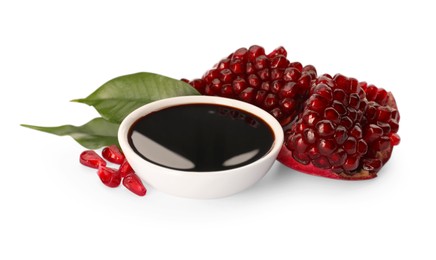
xmin=122 ymin=172 xmax=147 ymax=196
xmin=97 ymin=166 xmax=121 ymax=188
xmin=186 ymin=45 xmax=317 ymax=126
xmin=80 ymin=150 xmax=106 ymax=169
xmin=278 ymin=74 xmax=400 ymax=180
xmin=102 ymin=145 xmax=125 ymax=164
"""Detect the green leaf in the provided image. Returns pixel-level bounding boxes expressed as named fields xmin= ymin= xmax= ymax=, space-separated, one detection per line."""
xmin=72 ymin=72 xmax=200 ymax=123
xmin=21 ymin=118 xmax=119 ymax=149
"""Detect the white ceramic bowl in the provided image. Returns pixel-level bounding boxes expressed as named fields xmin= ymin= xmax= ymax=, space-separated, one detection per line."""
xmin=118 ymin=96 xmax=284 ymax=199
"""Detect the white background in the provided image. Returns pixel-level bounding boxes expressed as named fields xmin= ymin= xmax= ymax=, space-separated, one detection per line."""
xmin=1 ymin=0 xmax=435 ymax=259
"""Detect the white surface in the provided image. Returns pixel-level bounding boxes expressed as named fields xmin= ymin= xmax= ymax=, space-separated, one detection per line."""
xmin=118 ymin=96 xmax=284 ymax=199
xmin=1 ymin=0 xmax=434 ymax=259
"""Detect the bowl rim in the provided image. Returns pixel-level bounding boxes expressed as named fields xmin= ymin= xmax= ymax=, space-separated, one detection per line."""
xmin=118 ymin=95 xmax=284 ymax=176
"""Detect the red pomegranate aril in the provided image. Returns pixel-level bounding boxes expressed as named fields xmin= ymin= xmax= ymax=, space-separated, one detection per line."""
xmin=204 ymin=85 xmax=215 ymax=96
xmin=239 ymin=88 xmax=255 ymax=103
xmin=316 ymin=120 xmax=335 ymax=136
xmin=343 ymin=156 xmax=359 ymax=172
xmin=307 ymin=146 xmax=320 ymax=159
xmin=263 ymin=93 xmax=278 ymax=109
xmin=271 ymin=68 xmax=284 ymax=80
xmin=271 ymin=55 xmax=289 ymax=69
xmin=391 ymin=109 xmax=400 ymax=121
xmin=233 ymin=47 xmax=248 ymax=61
xmin=303 ymin=128 xmax=316 ymax=144
xmin=230 ymin=59 xmax=245 ymax=74
xmin=313 ymin=84 xmax=333 ymax=100
xmin=254 ymin=89 xmax=267 ymax=106
xmin=312 ymin=156 xmax=331 ymax=169
xmin=357 ymin=139 xmax=368 ymax=154
xmin=308 ymin=95 xmax=329 ymax=112
xmin=377 ymin=106 xmax=392 ymax=122
xmin=246 ymin=62 xmax=256 ymax=74
xmin=260 ymin=82 xmax=270 ymax=92
xmin=119 ymin=160 xmax=134 ymax=178
xmin=388 ymin=119 xmax=400 ymax=133
xmin=248 ymin=74 xmax=260 ymax=88
xmin=375 ymin=88 xmax=388 ymax=104
xmin=291 ymin=134 xmax=308 ymax=153
xmin=254 ymin=90 xmax=267 ymax=105
xmin=302 ymin=65 xmax=317 ymax=80
xmin=364 ymin=124 xmax=384 ymax=142
xmin=203 ymin=69 xmax=219 ymax=84
xmin=278 ymin=82 xmax=297 ymax=99
xmin=123 ymin=172 xmax=147 ymax=196
xmin=377 ymin=122 xmax=391 ymax=135
xmin=280 ymin=98 xmax=297 ymax=114
xmin=334 ymin=74 xmax=351 ymax=90
xmin=283 ymin=67 xmax=301 ymax=82
xmin=211 ymin=78 xmax=222 ymax=93
xmin=267 ymin=46 xmax=287 ymax=58
xmin=303 ymin=110 xmax=319 ymax=126
xmin=349 ymin=93 xmax=360 ymax=109
xmin=232 ymin=77 xmax=247 ymax=94
xmin=362 ymin=158 xmax=382 ymax=172
xmin=189 ymin=79 xmax=206 ymax=93
xmin=390 ymin=133 xmax=401 ymax=146
xmin=248 ymin=45 xmax=265 ymax=61
xmin=80 ymin=150 xmax=106 ymax=169
xmin=257 ymin=69 xmax=270 ymax=81
xmin=255 ymin=55 xmax=269 ymax=70
xmin=347 ymin=108 xmax=358 ymax=122
xmin=293 ymin=151 xmax=310 ymax=165
xmin=102 ymin=145 xmax=125 ymax=164
xmin=219 ymin=69 xmax=234 ymax=83
xmin=329 ymin=149 xmax=347 ymax=167
xmin=221 ymin=84 xmax=234 ymax=97
xmin=343 ymin=137 xmax=357 ymax=154
xmin=288 ymin=62 xmax=303 ymax=72
xmin=365 ymin=85 xmax=378 ymax=100
xmin=350 ymin=125 xmax=363 ymax=139
xmin=97 ymin=166 xmax=121 ymax=188
xmin=217 ymin=58 xmax=230 ymax=70
xmin=332 ymin=100 xmax=347 ymax=115
xmin=334 ymin=126 xmax=348 ymax=145
xmin=371 ymin=136 xmax=391 ymax=151
xmin=333 ymin=89 xmax=347 ymax=103
xmin=318 ymin=139 xmax=337 ymax=156
xmin=340 ymin=116 xmax=354 ymax=130
xmin=324 ymin=107 xmax=341 ymax=123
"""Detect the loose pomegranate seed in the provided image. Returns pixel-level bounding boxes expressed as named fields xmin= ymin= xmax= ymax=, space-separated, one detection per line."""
xmin=102 ymin=145 xmax=125 ymax=164
xmin=80 ymin=150 xmax=106 ymax=169
xmin=119 ymin=159 xmax=134 ymax=178
xmin=123 ymin=172 xmax=147 ymax=196
xmin=97 ymin=166 xmax=121 ymax=188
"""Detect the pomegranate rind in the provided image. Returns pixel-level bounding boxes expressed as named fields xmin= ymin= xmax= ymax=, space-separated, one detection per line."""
xmin=277 ymin=145 xmax=377 ymax=180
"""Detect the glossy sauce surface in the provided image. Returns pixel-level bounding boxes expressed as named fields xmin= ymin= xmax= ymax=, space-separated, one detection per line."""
xmin=128 ymin=104 xmax=274 ymax=171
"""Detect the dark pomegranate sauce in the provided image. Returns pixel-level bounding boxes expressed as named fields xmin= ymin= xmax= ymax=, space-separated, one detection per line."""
xmin=128 ymin=104 xmax=275 ymax=171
